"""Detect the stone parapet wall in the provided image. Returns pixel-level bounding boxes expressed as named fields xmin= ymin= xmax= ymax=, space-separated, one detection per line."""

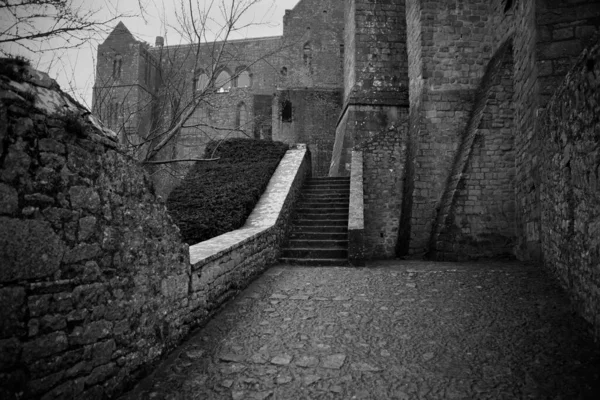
xmin=188 ymin=146 xmax=311 ymax=321
xmin=539 ymin=37 xmax=600 ymax=341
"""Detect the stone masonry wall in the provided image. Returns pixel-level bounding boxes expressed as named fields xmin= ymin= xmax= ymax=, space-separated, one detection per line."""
xmin=187 ymin=146 xmax=311 ymax=319
xmin=0 ymin=65 xmax=311 ymax=399
xmin=539 ymin=37 xmax=600 ymax=342
xmin=273 ymin=89 xmax=342 ymax=177
xmin=0 ymin=66 xmax=190 ymax=399
xmin=361 ymin=112 xmax=409 ymax=259
xmin=433 ymin=45 xmax=516 ymax=260
xmin=406 ymin=0 xmax=496 ymax=256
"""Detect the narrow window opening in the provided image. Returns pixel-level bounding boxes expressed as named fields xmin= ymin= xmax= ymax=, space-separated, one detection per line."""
xmin=280 ymin=67 xmax=288 ymax=77
xmin=303 ymin=42 xmax=312 ymax=72
xmin=504 ymin=0 xmax=514 ymax=13
xmin=236 ymin=102 xmax=247 ymax=129
xmin=282 ymin=100 xmax=292 ymax=122
xmin=112 ymin=55 xmax=122 ymax=79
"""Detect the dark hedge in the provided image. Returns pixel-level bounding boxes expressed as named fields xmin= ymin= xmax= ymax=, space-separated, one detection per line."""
xmin=166 ymin=138 xmax=289 ymax=245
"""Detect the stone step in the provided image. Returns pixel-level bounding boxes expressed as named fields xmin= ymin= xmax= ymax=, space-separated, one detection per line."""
xmin=288 ymin=239 xmax=348 ymax=248
xmin=279 ymin=257 xmax=349 ymax=267
xmin=282 ymin=247 xmax=348 ymax=259
xmin=304 ymin=184 xmax=350 ymax=190
xmin=297 ymin=202 xmax=349 ymax=209
xmin=303 ymin=187 xmax=350 ymax=193
xmin=289 ymin=231 xmax=348 ymax=240
xmin=295 ymin=212 xmax=348 ymax=220
xmin=291 ymin=225 xmax=349 ymax=234
xmin=295 ymin=219 xmax=348 ymax=227
xmin=306 ymin=177 xmax=350 ymax=183
xmin=295 ymin=207 xmax=349 ymax=215
xmin=300 ymin=194 xmax=350 ymax=203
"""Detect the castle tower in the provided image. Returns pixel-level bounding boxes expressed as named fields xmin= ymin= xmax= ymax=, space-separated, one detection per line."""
xmin=92 ymin=22 xmax=159 ymax=153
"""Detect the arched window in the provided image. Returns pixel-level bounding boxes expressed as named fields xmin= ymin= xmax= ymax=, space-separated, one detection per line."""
xmin=280 ymin=67 xmax=288 ymax=77
xmin=194 ymin=72 xmax=209 ymax=92
xmin=281 ymin=100 xmax=292 ymax=122
xmin=236 ymin=102 xmax=248 ymax=129
xmin=303 ymin=42 xmax=312 ymax=72
xmin=215 ymin=69 xmax=232 ymax=92
xmin=235 ymin=68 xmax=251 ymax=88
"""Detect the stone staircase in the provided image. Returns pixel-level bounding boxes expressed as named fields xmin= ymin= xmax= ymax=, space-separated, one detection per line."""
xmin=281 ymin=177 xmax=350 ymax=266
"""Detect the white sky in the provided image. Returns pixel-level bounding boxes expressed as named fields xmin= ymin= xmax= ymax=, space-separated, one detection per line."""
xmin=1 ymin=0 xmax=301 ymax=108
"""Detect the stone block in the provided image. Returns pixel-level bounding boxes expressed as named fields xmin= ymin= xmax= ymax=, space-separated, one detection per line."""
xmin=69 ymin=186 xmax=101 ymax=211
xmin=160 ymin=274 xmax=189 ymax=300
xmin=69 ymin=320 xmax=112 ymax=346
xmin=22 ymin=331 xmax=68 ymax=363
xmin=0 ymin=286 xmax=26 ymax=337
xmin=0 ymin=217 xmax=65 ymax=282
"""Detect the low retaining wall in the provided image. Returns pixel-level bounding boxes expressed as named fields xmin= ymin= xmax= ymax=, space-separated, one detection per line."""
xmin=188 ymin=145 xmax=311 ymax=315
xmin=348 ymin=151 xmax=365 ymax=266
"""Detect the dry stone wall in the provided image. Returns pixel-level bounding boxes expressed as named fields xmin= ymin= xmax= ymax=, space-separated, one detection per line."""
xmin=539 ymin=38 xmax=600 ymax=342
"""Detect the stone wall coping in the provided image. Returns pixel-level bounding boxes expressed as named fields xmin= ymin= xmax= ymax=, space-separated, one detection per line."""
xmin=189 ymin=145 xmax=307 ymax=266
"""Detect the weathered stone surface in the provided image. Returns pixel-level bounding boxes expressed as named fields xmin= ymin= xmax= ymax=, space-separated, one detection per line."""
xmin=22 ymin=332 xmax=68 ymax=363
xmin=0 ymin=183 xmax=18 ymax=215
xmin=0 ymin=217 xmax=65 ymax=281
xmin=0 ymin=287 xmax=26 ymax=337
xmin=69 ymin=186 xmax=101 ymax=211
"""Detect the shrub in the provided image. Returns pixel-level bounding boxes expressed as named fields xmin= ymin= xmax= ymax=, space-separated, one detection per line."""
xmin=166 ymin=138 xmax=289 ymax=245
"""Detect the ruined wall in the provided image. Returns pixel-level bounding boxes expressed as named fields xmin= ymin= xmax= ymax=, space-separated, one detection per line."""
xmin=1 ymin=66 xmax=191 ymax=399
xmin=539 ymin=37 xmax=600 ymax=342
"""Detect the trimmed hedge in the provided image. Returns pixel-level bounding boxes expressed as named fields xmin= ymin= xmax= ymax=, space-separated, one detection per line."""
xmin=166 ymin=138 xmax=289 ymax=245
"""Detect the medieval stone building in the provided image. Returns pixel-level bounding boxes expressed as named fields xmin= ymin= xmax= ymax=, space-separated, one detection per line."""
xmin=92 ymin=0 xmax=345 ymax=196
xmin=94 ymin=0 xmax=600 ymax=264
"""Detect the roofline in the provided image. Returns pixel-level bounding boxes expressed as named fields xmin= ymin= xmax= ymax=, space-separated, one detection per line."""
xmin=156 ymin=35 xmax=283 ymax=51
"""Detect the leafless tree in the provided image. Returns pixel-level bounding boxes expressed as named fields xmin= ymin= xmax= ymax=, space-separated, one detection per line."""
xmin=0 ymin=0 xmax=141 ymax=55
xmin=93 ymin=0 xmax=299 ymax=181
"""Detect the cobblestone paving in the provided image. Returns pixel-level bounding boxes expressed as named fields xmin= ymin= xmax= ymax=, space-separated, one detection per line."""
xmin=120 ymin=261 xmax=600 ymax=400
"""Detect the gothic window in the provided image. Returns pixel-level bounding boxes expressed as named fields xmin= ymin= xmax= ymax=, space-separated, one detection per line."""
xmin=215 ymin=69 xmax=232 ymax=92
xmin=112 ymin=55 xmax=122 ymax=79
xmin=281 ymin=100 xmax=292 ymax=122
xmin=235 ymin=68 xmax=251 ymax=88
xmin=236 ymin=102 xmax=248 ymax=129
xmin=194 ymin=72 xmax=210 ymax=92
xmin=303 ymin=42 xmax=312 ymax=71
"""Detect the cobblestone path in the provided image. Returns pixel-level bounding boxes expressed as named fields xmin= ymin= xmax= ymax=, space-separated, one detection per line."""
xmin=120 ymin=261 xmax=600 ymax=399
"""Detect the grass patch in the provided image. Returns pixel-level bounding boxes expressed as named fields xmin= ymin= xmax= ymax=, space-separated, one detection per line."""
xmin=166 ymin=138 xmax=289 ymax=245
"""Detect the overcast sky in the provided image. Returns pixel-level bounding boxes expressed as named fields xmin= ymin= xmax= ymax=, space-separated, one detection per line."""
xmin=2 ymin=0 xmax=301 ymax=108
